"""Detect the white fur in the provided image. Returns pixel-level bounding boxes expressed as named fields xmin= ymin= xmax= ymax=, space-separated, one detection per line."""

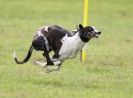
xmin=46 ymin=65 xmax=60 ymax=73
xmin=13 ymin=50 xmax=16 ymax=59
xmin=92 ymin=26 xmax=99 ymax=32
xmin=37 ymin=25 xmax=49 ymax=37
xmin=33 ymin=60 xmax=61 ymax=67
xmin=59 ymin=32 xmax=85 ymax=61
xmin=37 ymin=31 xmax=44 ymax=36
xmin=39 ymin=25 xmax=49 ymax=32
xmin=53 ymin=61 xmax=61 ymax=65
xmin=33 ymin=60 xmax=47 ymax=67
xmin=37 ymin=30 xmax=49 ymax=51
xmin=43 ymin=36 xmax=49 ymax=51
xmin=33 ymin=60 xmax=61 ymax=73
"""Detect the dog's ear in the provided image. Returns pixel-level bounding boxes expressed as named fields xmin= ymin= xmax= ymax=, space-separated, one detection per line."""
xmin=79 ymin=24 xmax=83 ymax=29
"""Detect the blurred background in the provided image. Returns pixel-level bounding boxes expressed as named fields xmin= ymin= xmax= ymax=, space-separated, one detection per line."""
xmin=0 ymin=0 xmax=133 ymax=98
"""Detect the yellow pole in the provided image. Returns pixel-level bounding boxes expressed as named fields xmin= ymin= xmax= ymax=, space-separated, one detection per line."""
xmin=83 ymin=0 xmax=89 ymax=26
xmin=81 ymin=0 xmax=89 ymax=63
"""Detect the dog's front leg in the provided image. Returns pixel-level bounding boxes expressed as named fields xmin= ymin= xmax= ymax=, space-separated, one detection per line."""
xmin=33 ymin=60 xmax=62 ymax=73
xmin=33 ymin=60 xmax=47 ymax=68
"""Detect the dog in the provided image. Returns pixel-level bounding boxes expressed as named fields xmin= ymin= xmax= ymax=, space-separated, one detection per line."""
xmin=13 ymin=24 xmax=101 ymax=72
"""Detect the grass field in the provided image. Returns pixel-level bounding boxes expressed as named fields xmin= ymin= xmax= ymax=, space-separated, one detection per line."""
xmin=0 ymin=0 xmax=133 ymax=98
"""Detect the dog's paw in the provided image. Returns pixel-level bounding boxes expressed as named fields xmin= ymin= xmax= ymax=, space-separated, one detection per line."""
xmin=45 ymin=66 xmax=60 ymax=73
xmin=46 ymin=66 xmax=52 ymax=73
xmin=46 ymin=60 xmax=54 ymax=65
xmin=53 ymin=61 xmax=61 ymax=65
xmin=33 ymin=60 xmax=47 ymax=68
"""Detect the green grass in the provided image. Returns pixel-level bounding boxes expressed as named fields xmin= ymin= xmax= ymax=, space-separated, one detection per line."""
xmin=0 ymin=0 xmax=133 ymax=98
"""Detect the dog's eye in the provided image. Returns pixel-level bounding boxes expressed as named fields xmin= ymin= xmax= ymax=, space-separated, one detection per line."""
xmin=85 ymin=32 xmax=90 ymax=35
xmin=90 ymin=28 xmax=94 ymax=31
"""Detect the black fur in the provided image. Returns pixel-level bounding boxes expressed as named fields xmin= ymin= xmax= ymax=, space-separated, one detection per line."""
xmin=14 ymin=45 xmax=33 ymax=64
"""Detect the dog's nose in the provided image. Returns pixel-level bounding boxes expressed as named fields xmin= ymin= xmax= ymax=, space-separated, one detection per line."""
xmin=98 ymin=31 xmax=101 ymax=35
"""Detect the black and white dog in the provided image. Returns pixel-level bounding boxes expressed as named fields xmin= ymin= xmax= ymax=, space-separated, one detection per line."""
xmin=13 ymin=24 xmax=101 ymax=72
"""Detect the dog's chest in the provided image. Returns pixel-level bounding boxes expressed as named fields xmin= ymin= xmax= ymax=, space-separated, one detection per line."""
xmin=59 ymin=34 xmax=85 ymax=60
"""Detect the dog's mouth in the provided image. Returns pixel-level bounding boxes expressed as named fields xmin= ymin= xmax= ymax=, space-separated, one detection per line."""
xmin=92 ymin=31 xmax=101 ymax=38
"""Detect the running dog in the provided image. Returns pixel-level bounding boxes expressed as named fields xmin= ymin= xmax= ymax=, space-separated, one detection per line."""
xmin=13 ymin=24 xmax=101 ymax=72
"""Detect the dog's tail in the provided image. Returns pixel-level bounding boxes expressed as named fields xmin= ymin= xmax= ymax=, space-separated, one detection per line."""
xmin=13 ymin=45 xmax=33 ymax=64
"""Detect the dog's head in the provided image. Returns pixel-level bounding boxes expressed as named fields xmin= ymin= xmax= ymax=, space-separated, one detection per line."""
xmin=78 ymin=24 xmax=101 ymax=42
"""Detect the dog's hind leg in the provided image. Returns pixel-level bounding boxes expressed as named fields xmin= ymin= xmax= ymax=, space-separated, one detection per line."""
xmin=43 ymin=48 xmax=54 ymax=65
xmin=32 ymin=36 xmax=54 ymax=65
xmin=42 ymin=48 xmax=52 ymax=57
xmin=52 ymin=41 xmax=62 ymax=58
xmin=41 ymin=38 xmax=54 ymax=65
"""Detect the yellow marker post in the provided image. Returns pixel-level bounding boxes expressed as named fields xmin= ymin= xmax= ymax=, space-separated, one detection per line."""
xmin=83 ymin=0 xmax=89 ymax=26
xmin=81 ymin=0 xmax=89 ymax=63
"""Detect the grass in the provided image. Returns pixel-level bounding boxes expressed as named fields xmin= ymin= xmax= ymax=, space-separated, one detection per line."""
xmin=0 ymin=0 xmax=133 ymax=98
